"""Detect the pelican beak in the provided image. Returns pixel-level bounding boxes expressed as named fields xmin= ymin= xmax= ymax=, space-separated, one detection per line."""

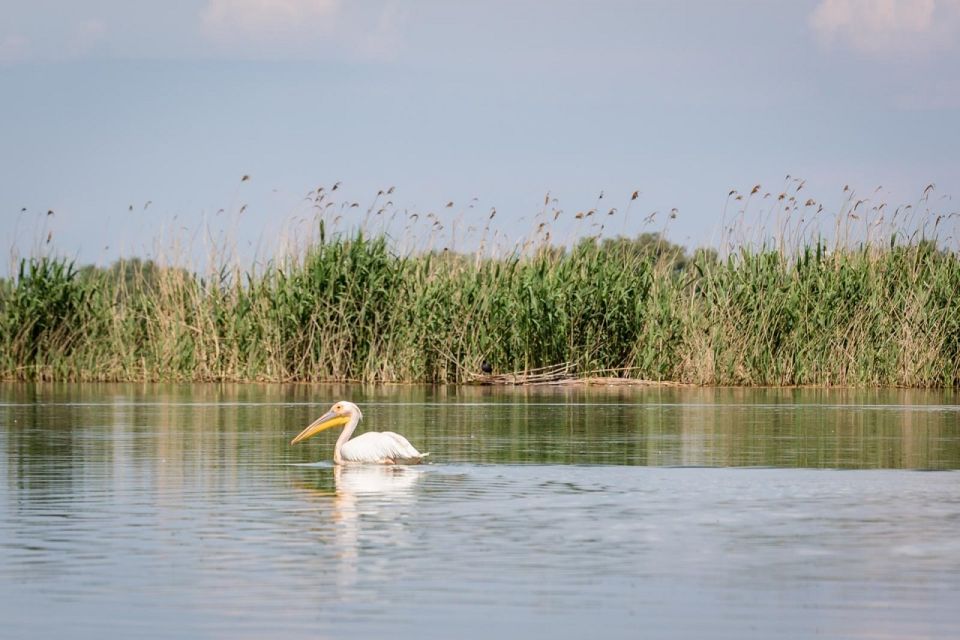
xmin=290 ymin=409 xmax=350 ymax=445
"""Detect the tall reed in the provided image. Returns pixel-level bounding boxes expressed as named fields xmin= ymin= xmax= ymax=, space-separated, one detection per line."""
xmin=3 ymin=192 xmax=959 ymax=387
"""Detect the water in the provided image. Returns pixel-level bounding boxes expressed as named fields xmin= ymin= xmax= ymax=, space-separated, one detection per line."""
xmin=1 ymin=383 xmax=958 ymax=639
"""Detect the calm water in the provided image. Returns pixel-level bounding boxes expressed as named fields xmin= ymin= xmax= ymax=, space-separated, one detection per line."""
xmin=1 ymin=383 xmax=958 ymax=639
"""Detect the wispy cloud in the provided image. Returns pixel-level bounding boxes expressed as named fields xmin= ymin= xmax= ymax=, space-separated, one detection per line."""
xmin=894 ymin=79 xmax=960 ymax=109
xmin=70 ymin=18 xmax=108 ymax=56
xmin=200 ymin=0 xmax=341 ymax=48
xmin=353 ymin=2 xmax=406 ymax=61
xmin=1 ymin=18 xmax=106 ymax=63
xmin=198 ymin=0 xmax=405 ymax=60
xmin=0 ymin=34 xmax=30 ymax=64
xmin=810 ymin=0 xmax=960 ymax=57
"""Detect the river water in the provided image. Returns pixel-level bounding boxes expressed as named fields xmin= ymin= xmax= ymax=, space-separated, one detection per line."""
xmin=1 ymin=383 xmax=958 ymax=638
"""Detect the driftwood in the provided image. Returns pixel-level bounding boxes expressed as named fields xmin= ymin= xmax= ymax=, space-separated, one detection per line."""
xmin=466 ymin=362 xmax=690 ymax=387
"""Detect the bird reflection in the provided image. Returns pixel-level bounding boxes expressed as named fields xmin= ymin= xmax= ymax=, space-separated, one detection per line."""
xmin=293 ymin=465 xmax=424 ymax=590
xmin=333 ymin=463 xmax=422 ymax=495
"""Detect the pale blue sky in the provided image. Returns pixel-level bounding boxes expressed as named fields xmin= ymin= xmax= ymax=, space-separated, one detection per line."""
xmin=2 ymin=1 xmax=959 ymax=269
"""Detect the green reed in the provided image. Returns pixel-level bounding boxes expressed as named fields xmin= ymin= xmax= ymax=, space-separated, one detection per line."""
xmin=2 ymin=226 xmax=959 ymax=386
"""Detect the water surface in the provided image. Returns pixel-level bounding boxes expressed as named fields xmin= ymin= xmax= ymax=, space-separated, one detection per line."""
xmin=1 ymin=383 xmax=958 ymax=638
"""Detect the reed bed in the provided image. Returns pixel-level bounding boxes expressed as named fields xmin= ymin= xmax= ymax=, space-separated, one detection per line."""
xmin=3 ymin=183 xmax=959 ymax=387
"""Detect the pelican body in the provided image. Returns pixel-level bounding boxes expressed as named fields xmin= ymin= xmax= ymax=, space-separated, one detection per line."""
xmin=291 ymin=401 xmax=427 ymax=465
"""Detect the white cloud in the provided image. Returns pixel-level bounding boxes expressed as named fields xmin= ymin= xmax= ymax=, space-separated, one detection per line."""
xmin=199 ymin=0 xmax=406 ymax=61
xmin=201 ymin=0 xmax=341 ymax=46
xmin=810 ymin=0 xmax=960 ymax=57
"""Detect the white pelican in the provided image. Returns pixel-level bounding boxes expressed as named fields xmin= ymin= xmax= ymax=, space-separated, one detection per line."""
xmin=290 ymin=401 xmax=428 ymax=465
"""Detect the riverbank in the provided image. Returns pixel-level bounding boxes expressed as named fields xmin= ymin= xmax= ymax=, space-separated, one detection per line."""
xmin=2 ymin=229 xmax=958 ymax=386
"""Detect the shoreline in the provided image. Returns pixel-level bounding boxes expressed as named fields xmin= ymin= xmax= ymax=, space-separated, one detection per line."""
xmin=0 ymin=377 xmax=955 ymax=391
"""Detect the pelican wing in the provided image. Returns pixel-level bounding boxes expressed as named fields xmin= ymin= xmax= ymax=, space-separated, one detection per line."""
xmin=340 ymin=431 xmax=427 ymax=464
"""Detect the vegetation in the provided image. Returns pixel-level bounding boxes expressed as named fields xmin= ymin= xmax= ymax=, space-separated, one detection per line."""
xmin=2 ymin=223 xmax=959 ymax=386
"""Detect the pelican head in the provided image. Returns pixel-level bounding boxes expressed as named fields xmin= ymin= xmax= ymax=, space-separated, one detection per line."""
xmin=291 ymin=401 xmax=362 ymax=445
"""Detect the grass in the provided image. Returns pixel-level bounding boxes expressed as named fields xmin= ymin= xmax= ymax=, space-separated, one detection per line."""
xmin=3 ymin=184 xmax=959 ymax=387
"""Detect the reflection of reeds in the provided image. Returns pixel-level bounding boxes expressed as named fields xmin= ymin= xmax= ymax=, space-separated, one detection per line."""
xmin=2 ymin=183 xmax=959 ymax=386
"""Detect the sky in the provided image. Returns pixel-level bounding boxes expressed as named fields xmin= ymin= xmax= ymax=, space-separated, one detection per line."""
xmin=2 ymin=0 xmax=959 ymax=270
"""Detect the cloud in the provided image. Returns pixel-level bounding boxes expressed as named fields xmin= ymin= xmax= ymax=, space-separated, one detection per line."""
xmin=200 ymin=0 xmax=341 ymax=47
xmin=1 ymin=18 xmax=106 ymax=64
xmin=894 ymin=79 xmax=960 ymax=109
xmin=352 ymin=2 xmax=406 ymax=61
xmin=0 ymin=34 xmax=30 ymax=64
xmin=810 ymin=0 xmax=960 ymax=57
xmin=199 ymin=0 xmax=407 ymax=61
xmin=70 ymin=19 xmax=107 ymax=56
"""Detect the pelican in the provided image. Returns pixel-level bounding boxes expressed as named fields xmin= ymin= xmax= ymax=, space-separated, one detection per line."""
xmin=290 ymin=401 xmax=428 ymax=465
